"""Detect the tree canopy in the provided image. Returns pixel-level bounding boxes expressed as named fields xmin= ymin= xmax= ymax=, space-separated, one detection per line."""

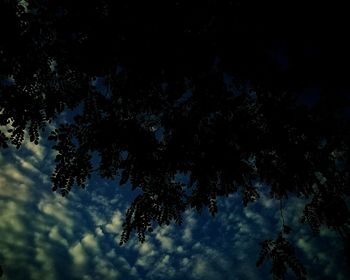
xmin=1 ymin=1 xmax=350 ymax=279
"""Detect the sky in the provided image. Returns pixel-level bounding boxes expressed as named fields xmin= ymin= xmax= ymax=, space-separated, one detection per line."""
xmin=0 ymin=133 xmax=348 ymax=280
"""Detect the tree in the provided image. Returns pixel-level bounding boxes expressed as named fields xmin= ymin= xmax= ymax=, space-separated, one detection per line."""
xmin=1 ymin=1 xmax=350 ymax=279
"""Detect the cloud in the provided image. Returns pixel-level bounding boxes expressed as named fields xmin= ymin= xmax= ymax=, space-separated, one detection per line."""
xmin=94 ymin=257 xmax=120 ymax=279
xmin=69 ymin=242 xmax=88 ymax=268
xmin=49 ymin=226 xmax=69 ymax=247
xmin=33 ymin=233 xmax=60 ymax=280
xmin=182 ymin=210 xmax=197 ymax=243
xmin=0 ymin=142 xmax=127 ymax=279
xmin=134 ymin=241 xmax=158 ymax=269
xmin=105 ymin=211 xmax=123 ymax=234
xmin=155 ymin=232 xmax=174 ymax=252
xmin=14 ymin=154 xmax=41 ymax=175
xmin=146 ymin=254 xmax=176 ymax=279
xmin=82 ymin=233 xmax=100 ymax=254
xmin=138 ymin=242 xmax=155 ymax=255
xmin=192 ymin=257 xmax=214 ymax=279
xmin=23 ymin=140 xmax=47 ymax=163
xmin=1 ymin=162 xmax=34 ymax=186
xmin=37 ymin=195 xmax=78 ymax=238
xmin=0 ymin=138 xmax=348 ymax=280
xmin=95 ymin=227 xmax=104 ymax=237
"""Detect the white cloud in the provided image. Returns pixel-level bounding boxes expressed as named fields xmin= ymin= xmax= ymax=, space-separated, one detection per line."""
xmin=191 ymin=256 xmax=220 ymax=280
xmin=181 ymin=257 xmax=190 ymax=267
xmin=23 ymin=141 xmax=46 ymax=163
xmin=88 ymin=207 xmax=110 ymax=226
xmin=135 ymin=255 xmax=154 ymax=268
xmin=37 ymin=196 xmax=77 ymax=237
xmin=82 ymin=233 xmax=100 ymax=254
xmin=69 ymin=242 xmax=88 ymax=268
xmin=105 ymin=211 xmax=123 ymax=234
xmin=135 ymin=242 xmax=157 ymax=269
xmin=1 ymin=163 xmax=34 ymax=186
xmin=34 ymin=243 xmax=58 ymax=280
xmin=139 ymin=241 xmax=155 ymax=255
xmin=94 ymin=257 xmax=120 ymax=280
xmin=183 ymin=227 xmax=193 ymax=243
xmin=0 ymin=201 xmax=26 ymax=233
xmin=14 ymin=155 xmax=41 ymax=175
xmin=182 ymin=210 xmax=197 ymax=243
xmin=0 ymin=136 xmax=348 ymax=280
xmin=95 ymin=227 xmax=104 ymax=237
xmin=243 ymin=207 xmax=266 ymax=228
xmin=297 ymin=238 xmax=313 ymax=259
xmin=49 ymin=226 xmax=69 ymax=247
xmin=176 ymin=246 xmax=185 ymax=253
xmin=155 ymin=232 xmax=174 ymax=252
xmin=147 ymin=254 xmax=176 ymax=278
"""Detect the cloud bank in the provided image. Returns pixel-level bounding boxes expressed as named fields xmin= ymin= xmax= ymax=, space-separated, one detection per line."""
xmin=0 ymin=138 xmax=348 ymax=279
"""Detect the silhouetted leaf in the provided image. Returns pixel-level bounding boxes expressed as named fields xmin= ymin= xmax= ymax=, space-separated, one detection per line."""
xmin=257 ymin=233 xmax=307 ymax=280
xmin=283 ymin=225 xmax=292 ymax=235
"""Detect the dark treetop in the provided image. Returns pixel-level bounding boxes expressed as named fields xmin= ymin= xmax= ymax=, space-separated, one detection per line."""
xmin=1 ymin=1 xmax=350 ymax=279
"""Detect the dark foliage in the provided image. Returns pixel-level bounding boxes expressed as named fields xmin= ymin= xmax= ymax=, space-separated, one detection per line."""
xmin=257 ymin=233 xmax=307 ymax=280
xmin=1 ymin=0 xmax=350 ymax=278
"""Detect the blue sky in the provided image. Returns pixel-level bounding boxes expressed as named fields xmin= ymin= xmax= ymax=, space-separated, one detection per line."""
xmin=0 ymin=133 xmax=348 ymax=279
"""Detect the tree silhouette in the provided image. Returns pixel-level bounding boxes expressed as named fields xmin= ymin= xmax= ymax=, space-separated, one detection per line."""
xmin=1 ymin=1 xmax=350 ymax=279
